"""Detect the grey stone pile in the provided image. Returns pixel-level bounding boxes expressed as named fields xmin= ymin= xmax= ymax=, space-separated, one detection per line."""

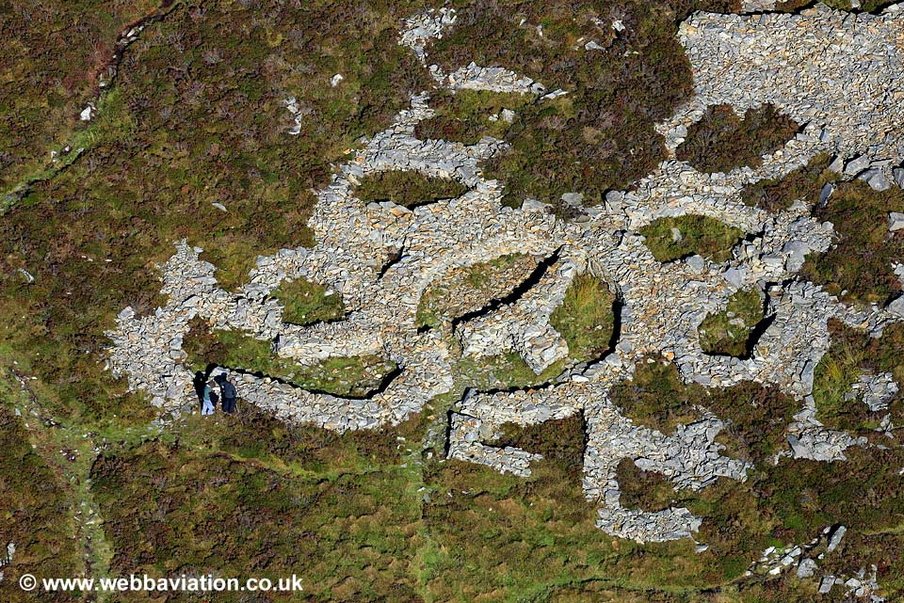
xmin=750 ymin=525 xmax=885 ymax=601
xmin=846 ymin=372 xmax=899 ymax=412
xmin=675 ymin=3 xmax=904 ymax=190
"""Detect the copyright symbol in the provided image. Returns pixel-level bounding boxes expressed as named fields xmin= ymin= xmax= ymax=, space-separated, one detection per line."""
xmin=19 ymin=573 xmax=37 ymax=591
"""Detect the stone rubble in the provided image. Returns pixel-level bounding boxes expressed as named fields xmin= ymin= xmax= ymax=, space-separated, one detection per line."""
xmin=445 ymin=62 xmax=545 ymax=95
xmin=889 ymin=212 xmax=904 ymax=232
xmin=282 ymin=97 xmax=303 ymax=136
xmin=106 ymin=4 xmax=904 ymax=544
xmin=398 ymin=7 xmax=457 ymax=64
xmin=400 ymin=8 xmax=544 ymax=96
xmin=739 ymin=0 xmax=778 ymax=12
xmin=671 ymin=4 xmax=904 ymax=189
xmin=748 ymin=524 xmax=886 ymax=600
xmin=820 ymin=566 xmax=886 ymax=601
xmin=845 ymin=372 xmax=899 ymax=412
xmin=457 ymin=253 xmax=580 ymax=373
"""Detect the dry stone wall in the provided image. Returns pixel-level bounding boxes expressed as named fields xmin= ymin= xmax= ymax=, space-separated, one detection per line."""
xmin=107 ymin=4 xmax=904 ymax=544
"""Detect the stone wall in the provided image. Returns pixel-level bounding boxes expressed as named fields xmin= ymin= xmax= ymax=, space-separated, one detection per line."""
xmin=106 ymin=4 xmax=904 ymax=544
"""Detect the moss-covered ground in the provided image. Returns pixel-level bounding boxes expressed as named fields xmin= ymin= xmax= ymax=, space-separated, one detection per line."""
xmin=698 ymin=288 xmax=765 ymax=358
xmin=812 ymin=319 xmax=904 ymax=434
xmin=639 ymin=215 xmax=744 ymax=263
xmin=801 ymin=181 xmax=904 ymax=306
xmin=414 ymin=89 xmax=531 ymax=145
xmin=429 ymin=0 xmax=741 ymax=207
xmin=740 ymin=153 xmax=837 ymax=213
xmin=270 ymin=278 xmax=345 ymax=326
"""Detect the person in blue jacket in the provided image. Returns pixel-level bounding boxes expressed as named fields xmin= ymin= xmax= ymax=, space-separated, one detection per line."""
xmin=215 ymin=374 xmax=237 ymax=414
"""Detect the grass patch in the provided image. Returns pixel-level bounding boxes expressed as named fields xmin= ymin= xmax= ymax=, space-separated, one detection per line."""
xmin=457 ymin=352 xmax=566 ymax=391
xmin=353 ymin=170 xmax=469 ymax=208
xmin=429 ymin=0 xmax=740 ymax=207
xmin=182 ymin=319 xmax=394 ymax=398
xmin=270 ymin=278 xmax=345 ymax=326
xmin=421 ymin=436 xmax=710 ymax=600
xmin=90 ymin=438 xmax=423 ymax=601
xmin=800 ymin=180 xmax=904 ymax=305
xmin=776 ymin=0 xmax=897 ymax=10
xmin=0 ymin=0 xmax=432 ymax=423
xmin=609 ymin=356 xmax=703 ymax=433
xmin=0 ymin=1 xmax=160 ymax=194
xmin=616 ymin=458 xmax=681 ymax=512
xmin=698 ymin=288 xmax=764 ymax=357
xmin=611 ymin=357 xmax=796 ymax=465
xmin=639 ymin=215 xmax=744 ymax=263
xmin=550 ymin=273 xmax=616 ymax=362
xmin=676 ymin=104 xmax=799 ymax=174
xmin=812 ymin=319 xmax=903 ymax=433
xmin=415 ymin=89 xmax=531 ymax=145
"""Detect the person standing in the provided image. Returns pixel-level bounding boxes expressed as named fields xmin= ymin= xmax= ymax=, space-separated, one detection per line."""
xmin=201 ymin=380 xmax=218 ymax=416
xmin=216 ymin=374 xmax=238 ymax=414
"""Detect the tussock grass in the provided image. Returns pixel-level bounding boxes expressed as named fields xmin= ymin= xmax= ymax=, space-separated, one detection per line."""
xmin=271 ymin=278 xmax=345 ymax=326
xmin=698 ymin=288 xmax=764 ymax=357
xmin=639 ymin=215 xmax=743 ymax=263
xmin=801 ymin=181 xmax=904 ymax=305
xmin=415 ymin=89 xmax=531 ymax=145
xmin=550 ymin=273 xmax=616 ymax=362
xmin=182 ymin=320 xmax=394 ymax=398
xmin=354 ymin=171 xmax=469 ymax=208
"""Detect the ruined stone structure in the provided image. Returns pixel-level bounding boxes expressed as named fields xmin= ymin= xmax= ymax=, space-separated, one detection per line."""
xmin=107 ymin=4 xmax=904 ymax=544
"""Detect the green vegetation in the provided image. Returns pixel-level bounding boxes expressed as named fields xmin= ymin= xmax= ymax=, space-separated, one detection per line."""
xmin=801 ymin=180 xmax=904 ymax=305
xmin=270 ymin=278 xmax=345 ymax=325
xmin=604 ymin=357 xmax=904 ymax=597
xmin=698 ymin=288 xmax=765 ymax=357
xmin=429 ymin=0 xmax=740 ymax=207
xmin=182 ymin=319 xmax=395 ymax=398
xmin=813 ymin=319 xmax=904 ymax=433
xmin=549 ymin=273 xmax=616 ymax=362
xmin=420 ymin=266 xmax=616 ymax=388
xmin=640 ymin=215 xmax=744 ymax=263
xmin=776 ymin=0 xmax=897 ymax=10
xmin=744 ymin=155 xmax=904 ymax=306
xmin=0 ymin=0 xmax=161 ymax=196
xmin=420 ymin=416 xmax=715 ymax=600
xmin=609 ymin=357 xmax=703 ymax=433
xmin=740 ymin=153 xmax=836 ymax=212
xmin=415 ymin=89 xmax=531 ymax=145
xmin=457 ymin=351 xmax=566 ymax=390
xmin=0 ymin=403 xmax=81 ymax=603
xmin=616 ymin=458 xmax=681 ymax=512
xmin=353 ymin=170 xmax=470 ymax=208
xmin=676 ymin=104 xmax=799 ymax=173
xmin=2 ymin=0 xmax=902 ymax=599
xmin=743 ymin=153 xmax=904 ymax=307
xmin=90 ymin=435 xmax=425 ymax=601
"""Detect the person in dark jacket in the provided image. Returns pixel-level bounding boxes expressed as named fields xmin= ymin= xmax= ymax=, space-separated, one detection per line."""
xmin=215 ymin=374 xmax=238 ymax=414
